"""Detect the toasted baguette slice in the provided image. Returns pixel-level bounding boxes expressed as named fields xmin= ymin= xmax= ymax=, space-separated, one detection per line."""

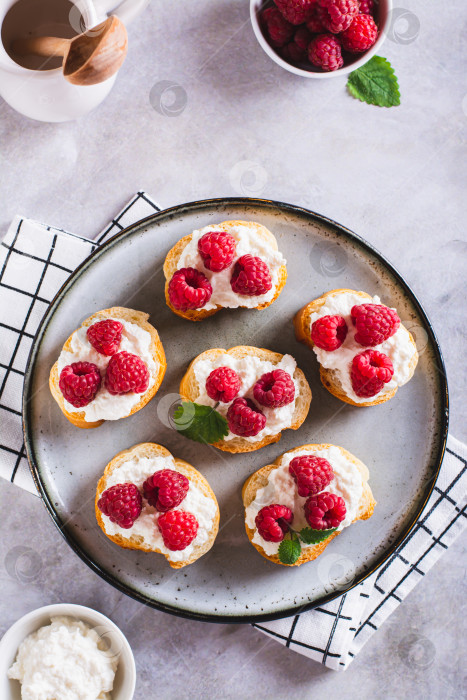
xmin=50 ymin=307 xmax=166 ymax=429
xmin=242 ymin=443 xmax=376 ymax=567
xmin=95 ymin=443 xmax=220 ymax=569
xmin=179 ymin=345 xmax=312 ymax=453
xmin=294 ymin=288 xmax=419 ymax=407
xmin=163 ymin=220 xmax=287 ymax=321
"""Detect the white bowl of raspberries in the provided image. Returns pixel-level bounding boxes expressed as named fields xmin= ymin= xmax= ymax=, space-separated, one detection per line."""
xmin=250 ymin=0 xmax=391 ymax=77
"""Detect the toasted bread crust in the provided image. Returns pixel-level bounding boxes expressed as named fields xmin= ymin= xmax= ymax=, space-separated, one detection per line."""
xmin=242 ymin=443 xmax=376 ymax=566
xmin=95 ymin=442 xmax=220 ymax=569
xmin=49 ymin=307 xmax=167 ymax=429
xmin=179 ymin=345 xmax=312 ymax=453
xmin=163 ymin=220 xmax=287 ymax=321
xmin=294 ymin=289 xmax=419 ymax=407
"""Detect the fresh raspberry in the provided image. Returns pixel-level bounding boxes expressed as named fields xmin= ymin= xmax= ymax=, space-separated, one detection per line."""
xmin=289 ymin=455 xmax=334 ymax=497
xmin=281 ymin=40 xmax=307 ymax=63
xmin=253 ymin=369 xmax=295 ymax=408
xmin=230 ymin=254 xmax=272 ymax=296
xmin=86 ymin=319 xmax=123 ymax=356
xmin=281 ymin=25 xmax=312 ymax=62
xmin=157 ymin=510 xmax=198 ymax=551
xmin=262 ymin=7 xmax=294 ymax=48
xmin=105 ymin=351 xmax=150 ymax=395
xmin=350 ymin=349 xmax=394 ymax=398
xmin=306 ymin=4 xmax=327 ymax=32
xmin=197 ymin=231 xmax=237 ymax=272
xmin=206 ymin=366 xmax=241 ymax=403
xmin=311 ymin=314 xmax=348 ymax=350
xmin=255 ymin=504 xmax=293 ymax=542
xmin=308 ymin=34 xmax=343 ymax=71
xmin=305 ymin=491 xmax=346 ymax=529
xmin=318 ymin=0 xmax=359 ymax=33
xmin=359 ymin=0 xmax=374 ymax=15
xmin=274 ymin=0 xmax=317 ymax=25
xmin=168 ymin=267 xmax=212 ymax=311
xmin=294 ymin=25 xmax=313 ymax=50
xmin=97 ymin=483 xmax=142 ymax=529
xmin=143 ymin=469 xmax=189 ymax=512
xmin=341 ymin=13 xmax=378 ymax=52
xmin=351 ymin=303 xmax=400 ymax=347
xmin=227 ymin=397 xmax=266 ymax=437
xmin=59 ymin=362 xmax=101 ymax=408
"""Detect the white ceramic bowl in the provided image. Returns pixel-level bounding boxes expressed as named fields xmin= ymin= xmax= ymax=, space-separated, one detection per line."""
xmin=250 ymin=0 xmax=392 ymax=78
xmin=0 ymin=604 xmax=136 ymax=700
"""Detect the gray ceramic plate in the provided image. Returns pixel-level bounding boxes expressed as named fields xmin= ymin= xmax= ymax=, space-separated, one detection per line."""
xmin=23 ymin=198 xmax=448 ymax=623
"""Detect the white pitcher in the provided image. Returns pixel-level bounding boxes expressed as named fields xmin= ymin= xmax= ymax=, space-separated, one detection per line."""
xmin=0 ymin=0 xmax=149 ymax=122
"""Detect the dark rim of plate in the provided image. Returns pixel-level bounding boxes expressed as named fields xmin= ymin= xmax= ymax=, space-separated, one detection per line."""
xmin=22 ymin=197 xmax=449 ymax=624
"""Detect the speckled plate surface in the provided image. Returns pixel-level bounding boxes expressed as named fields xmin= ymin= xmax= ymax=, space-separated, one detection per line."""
xmin=23 ymin=198 xmax=448 ymax=623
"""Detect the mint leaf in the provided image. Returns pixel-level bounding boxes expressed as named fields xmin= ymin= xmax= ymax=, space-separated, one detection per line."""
xmin=347 ymin=56 xmax=400 ymax=107
xmin=173 ymin=401 xmax=228 ymax=444
xmin=278 ymin=536 xmax=302 ymax=565
xmin=299 ymin=527 xmax=337 ymax=544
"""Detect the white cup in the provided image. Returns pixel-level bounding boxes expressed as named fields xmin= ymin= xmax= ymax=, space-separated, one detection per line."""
xmin=0 ymin=0 xmax=148 ymax=121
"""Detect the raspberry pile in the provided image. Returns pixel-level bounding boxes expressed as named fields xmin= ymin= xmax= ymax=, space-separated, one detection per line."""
xmin=97 ymin=467 xmax=200 ymax=551
xmin=261 ymin=0 xmax=379 ymax=72
xmin=168 ymin=230 xmax=274 ymax=310
xmin=97 ymin=483 xmax=142 ymax=529
xmin=255 ymin=504 xmax=293 ymax=542
xmin=254 ymin=454 xmax=349 ymax=548
xmin=143 ymin=469 xmax=189 ymax=512
xmin=253 ymin=368 xmax=295 ymax=408
xmin=305 ymin=491 xmax=347 ymax=529
xmin=206 ymin=366 xmax=242 ymax=402
xmin=289 ymin=455 xmax=334 ymax=497
xmin=311 ymin=299 xmax=401 ymax=398
xmin=59 ymin=318 xmax=152 ymax=407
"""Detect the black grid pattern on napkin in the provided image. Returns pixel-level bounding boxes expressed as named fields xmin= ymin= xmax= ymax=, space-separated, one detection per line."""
xmin=0 ymin=192 xmax=160 ymax=493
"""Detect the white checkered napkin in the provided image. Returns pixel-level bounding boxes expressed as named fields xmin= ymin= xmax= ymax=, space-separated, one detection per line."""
xmin=0 ymin=194 xmax=465 ymax=671
xmin=0 ymin=192 xmax=160 ymax=494
xmin=253 ymin=436 xmax=467 ymax=670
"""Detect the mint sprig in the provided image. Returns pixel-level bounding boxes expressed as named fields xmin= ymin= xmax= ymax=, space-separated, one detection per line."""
xmin=299 ymin=527 xmax=337 ymax=545
xmin=173 ymin=401 xmax=228 ymax=444
xmin=278 ymin=533 xmax=302 ymax=565
xmin=347 ymin=56 xmax=400 ymax=107
xmin=277 ymin=527 xmax=337 ymax=565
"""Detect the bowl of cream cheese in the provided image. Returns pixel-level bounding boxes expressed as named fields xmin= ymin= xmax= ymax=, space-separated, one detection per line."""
xmin=0 ymin=603 xmax=136 ymax=700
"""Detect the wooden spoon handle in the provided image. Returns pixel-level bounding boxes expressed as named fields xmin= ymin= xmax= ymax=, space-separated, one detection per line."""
xmin=12 ymin=36 xmax=71 ymax=58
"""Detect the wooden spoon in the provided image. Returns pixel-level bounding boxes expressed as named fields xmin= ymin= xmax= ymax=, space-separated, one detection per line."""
xmin=12 ymin=15 xmax=127 ymax=86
